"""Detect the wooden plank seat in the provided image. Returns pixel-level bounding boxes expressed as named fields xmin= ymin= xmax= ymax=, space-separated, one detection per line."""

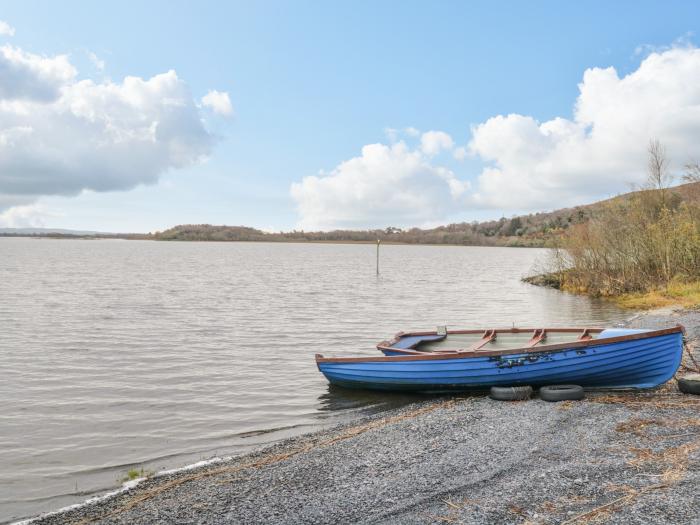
xmin=526 ymin=328 xmax=546 ymax=347
xmin=469 ymin=329 xmax=496 ymax=350
xmin=578 ymin=328 xmax=593 ymax=341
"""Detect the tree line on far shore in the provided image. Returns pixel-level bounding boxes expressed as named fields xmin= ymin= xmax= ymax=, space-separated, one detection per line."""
xmin=153 ymin=206 xmax=596 ymax=247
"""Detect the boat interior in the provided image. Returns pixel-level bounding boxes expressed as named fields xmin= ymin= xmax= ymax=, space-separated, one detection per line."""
xmin=383 ymin=327 xmax=650 ymax=354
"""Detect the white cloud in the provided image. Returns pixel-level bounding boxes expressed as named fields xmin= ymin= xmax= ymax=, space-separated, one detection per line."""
xmin=0 ymin=45 xmax=76 ymax=101
xmin=420 ymin=130 xmax=454 ymax=156
xmin=0 ymin=203 xmax=53 ymax=228
xmin=453 ymin=146 xmax=467 ymax=161
xmin=384 ymin=127 xmax=399 ymax=142
xmin=468 ymin=45 xmax=700 ymax=210
xmin=290 ymin=141 xmax=469 ymax=230
xmin=87 ymin=51 xmax=105 ymax=71
xmin=0 ymin=43 xmax=224 ymax=212
xmin=201 ymin=89 xmax=233 ymax=116
xmin=384 ymin=126 xmax=420 ymax=143
xmin=0 ymin=20 xmax=15 ymax=37
xmin=292 ymin=44 xmax=700 ymax=229
xmin=634 ymin=32 xmax=694 ymax=57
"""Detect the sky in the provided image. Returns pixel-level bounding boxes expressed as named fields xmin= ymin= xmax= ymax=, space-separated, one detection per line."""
xmin=1 ymin=1 xmax=700 ymax=232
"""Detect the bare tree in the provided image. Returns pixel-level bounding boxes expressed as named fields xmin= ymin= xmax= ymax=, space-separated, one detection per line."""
xmin=647 ymin=139 xmax=671 ymax=188
xmin=682 ymin=161 xmax=700 ymax=205
xmin=647 ymin=138 xmax=672 ymax=208
xmin=684 ymin=161 xmax=700 ymax=183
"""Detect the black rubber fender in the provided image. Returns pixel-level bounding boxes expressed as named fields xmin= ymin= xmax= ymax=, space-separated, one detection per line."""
xmin=489 ymin=385 xmax=533 ymax=401
xmin=678 ymin=374 xmax=700 ymax=395
xmin=539 ymin=384 xmax=585 ymax=402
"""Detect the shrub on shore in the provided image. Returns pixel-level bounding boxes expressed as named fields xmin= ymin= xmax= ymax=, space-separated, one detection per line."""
xmin=548 ymin=140 xmax=700 ymax=306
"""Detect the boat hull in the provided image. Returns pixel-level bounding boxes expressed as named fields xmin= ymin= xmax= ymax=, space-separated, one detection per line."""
xmin=316 ymin=330 xmax=683 ymax=393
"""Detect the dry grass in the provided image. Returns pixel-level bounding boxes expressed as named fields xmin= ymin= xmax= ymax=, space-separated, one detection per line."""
xmin=72 ymin=398 xmax=461 ymax=525
xmin=616 ymin=416 xmax=700 ymax=436
xmin=615 ymin=418 xmax=664 ymax=435
xmin=507 ymin=503 xmax=527 ymax=517
xmin=560 ymin=437 xmax=700 ymax=523
xmin=429 ymin=497 xmax=482 ymax=523
xmin=541 ymin=409 xmax=700 ymax=524
xmin=628 ymin=441 xmax=700 ymax=483
xmin=590 ymin=393 xmax=700 ymax=410
xmin=680 ymin=342 xmax=700 ymax=373
xmin=560 ymin=483 xmax=669 ymax=524
xmin=615 ymin=281 xmax=700 ymax=310
xmin=520 ymin=495 xmax=592 ymax=525
xmin=429 ymin=392 xmax=700 ymax=525
xmin=432 ymin=496 xmax=528 ymax=524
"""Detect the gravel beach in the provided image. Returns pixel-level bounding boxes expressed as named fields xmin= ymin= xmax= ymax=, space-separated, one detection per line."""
xmin=29 ymin=310 xmax=700 ymax=525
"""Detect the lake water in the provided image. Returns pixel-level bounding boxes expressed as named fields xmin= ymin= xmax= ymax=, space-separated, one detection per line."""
xmin=0 ymin=238 xmax=630 ymax=522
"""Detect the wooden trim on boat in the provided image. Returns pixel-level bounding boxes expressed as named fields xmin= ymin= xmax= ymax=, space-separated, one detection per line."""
xmin=578 ymin=328 xmax=593 ymax=341
xmin=526 ymin=329 xmax=545 ymax=347
xmin=378 ymin=327 xmax=604 ymax=355
xmin=317 ymin=325 xmax=685 ymax=364
xmin=469 ymin=329 xmax=496 ymax=350
xmin=384 ymin=327 xmax=605 ymax=348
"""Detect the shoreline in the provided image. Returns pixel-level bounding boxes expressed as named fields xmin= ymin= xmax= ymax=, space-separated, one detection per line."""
xmin=523 ymin=273 xmax=700 ymax=311
xmin=18 ymin=309 xmax=700 ymax=525
xmin=0 ymin=235 xmax=540 ymax=248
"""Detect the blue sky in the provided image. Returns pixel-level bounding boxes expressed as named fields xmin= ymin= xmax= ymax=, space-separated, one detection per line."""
xmin=1 ymin=1 xmax=700 ymax=232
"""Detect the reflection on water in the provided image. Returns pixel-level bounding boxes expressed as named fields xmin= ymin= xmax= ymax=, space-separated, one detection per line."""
xmin=0 ymin=238 xmax=630 ymax=522
xmin=316 ymin=385 xmax=430 ymax=414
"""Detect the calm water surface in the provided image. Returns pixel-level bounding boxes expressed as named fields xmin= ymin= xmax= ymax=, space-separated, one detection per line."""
xmin=0 ymin=238 xmax=630 ymax=521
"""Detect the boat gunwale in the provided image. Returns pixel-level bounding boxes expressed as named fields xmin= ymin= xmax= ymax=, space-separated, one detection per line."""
xmin=379 ymin=327 xmax=605 ymax=355
xmin=315 ymin=325 xmax=685 ymax=364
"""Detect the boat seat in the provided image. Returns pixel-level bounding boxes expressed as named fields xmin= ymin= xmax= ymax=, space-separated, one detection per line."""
xmin=469 ymin=329 xmax=496 ymax=350
xmin=393 ymin=334 xmax=446 ymax=350
xmin=526 ymin=329 xmax=546 ymax=347
xmin=598 ymin=328 xmax=650 ymax=339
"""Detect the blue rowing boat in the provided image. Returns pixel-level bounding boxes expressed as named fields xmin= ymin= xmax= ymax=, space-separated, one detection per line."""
xmin=315 ymin=326 xmax=684 ymax=392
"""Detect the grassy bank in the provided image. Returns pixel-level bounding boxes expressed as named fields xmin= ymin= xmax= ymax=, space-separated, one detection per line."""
xmin=524 ymin=272 xmax=700 ymax=310
xmin=614 ymin=281 xmax=700 ymax=310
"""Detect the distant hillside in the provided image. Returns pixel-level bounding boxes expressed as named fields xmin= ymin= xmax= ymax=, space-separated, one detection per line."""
xmin=0 ymin=227 xmax=103 ymax=235
xmin=0 ymin=227 xmax=148 ymax=239
xmin=5 ymin=181 xmax=698 ymax=246
xmin=155 ymin=181 xmax=700 ymax=247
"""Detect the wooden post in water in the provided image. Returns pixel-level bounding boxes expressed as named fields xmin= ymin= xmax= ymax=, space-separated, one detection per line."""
xmin=376 ymin=239 xmax=380 ymax=275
